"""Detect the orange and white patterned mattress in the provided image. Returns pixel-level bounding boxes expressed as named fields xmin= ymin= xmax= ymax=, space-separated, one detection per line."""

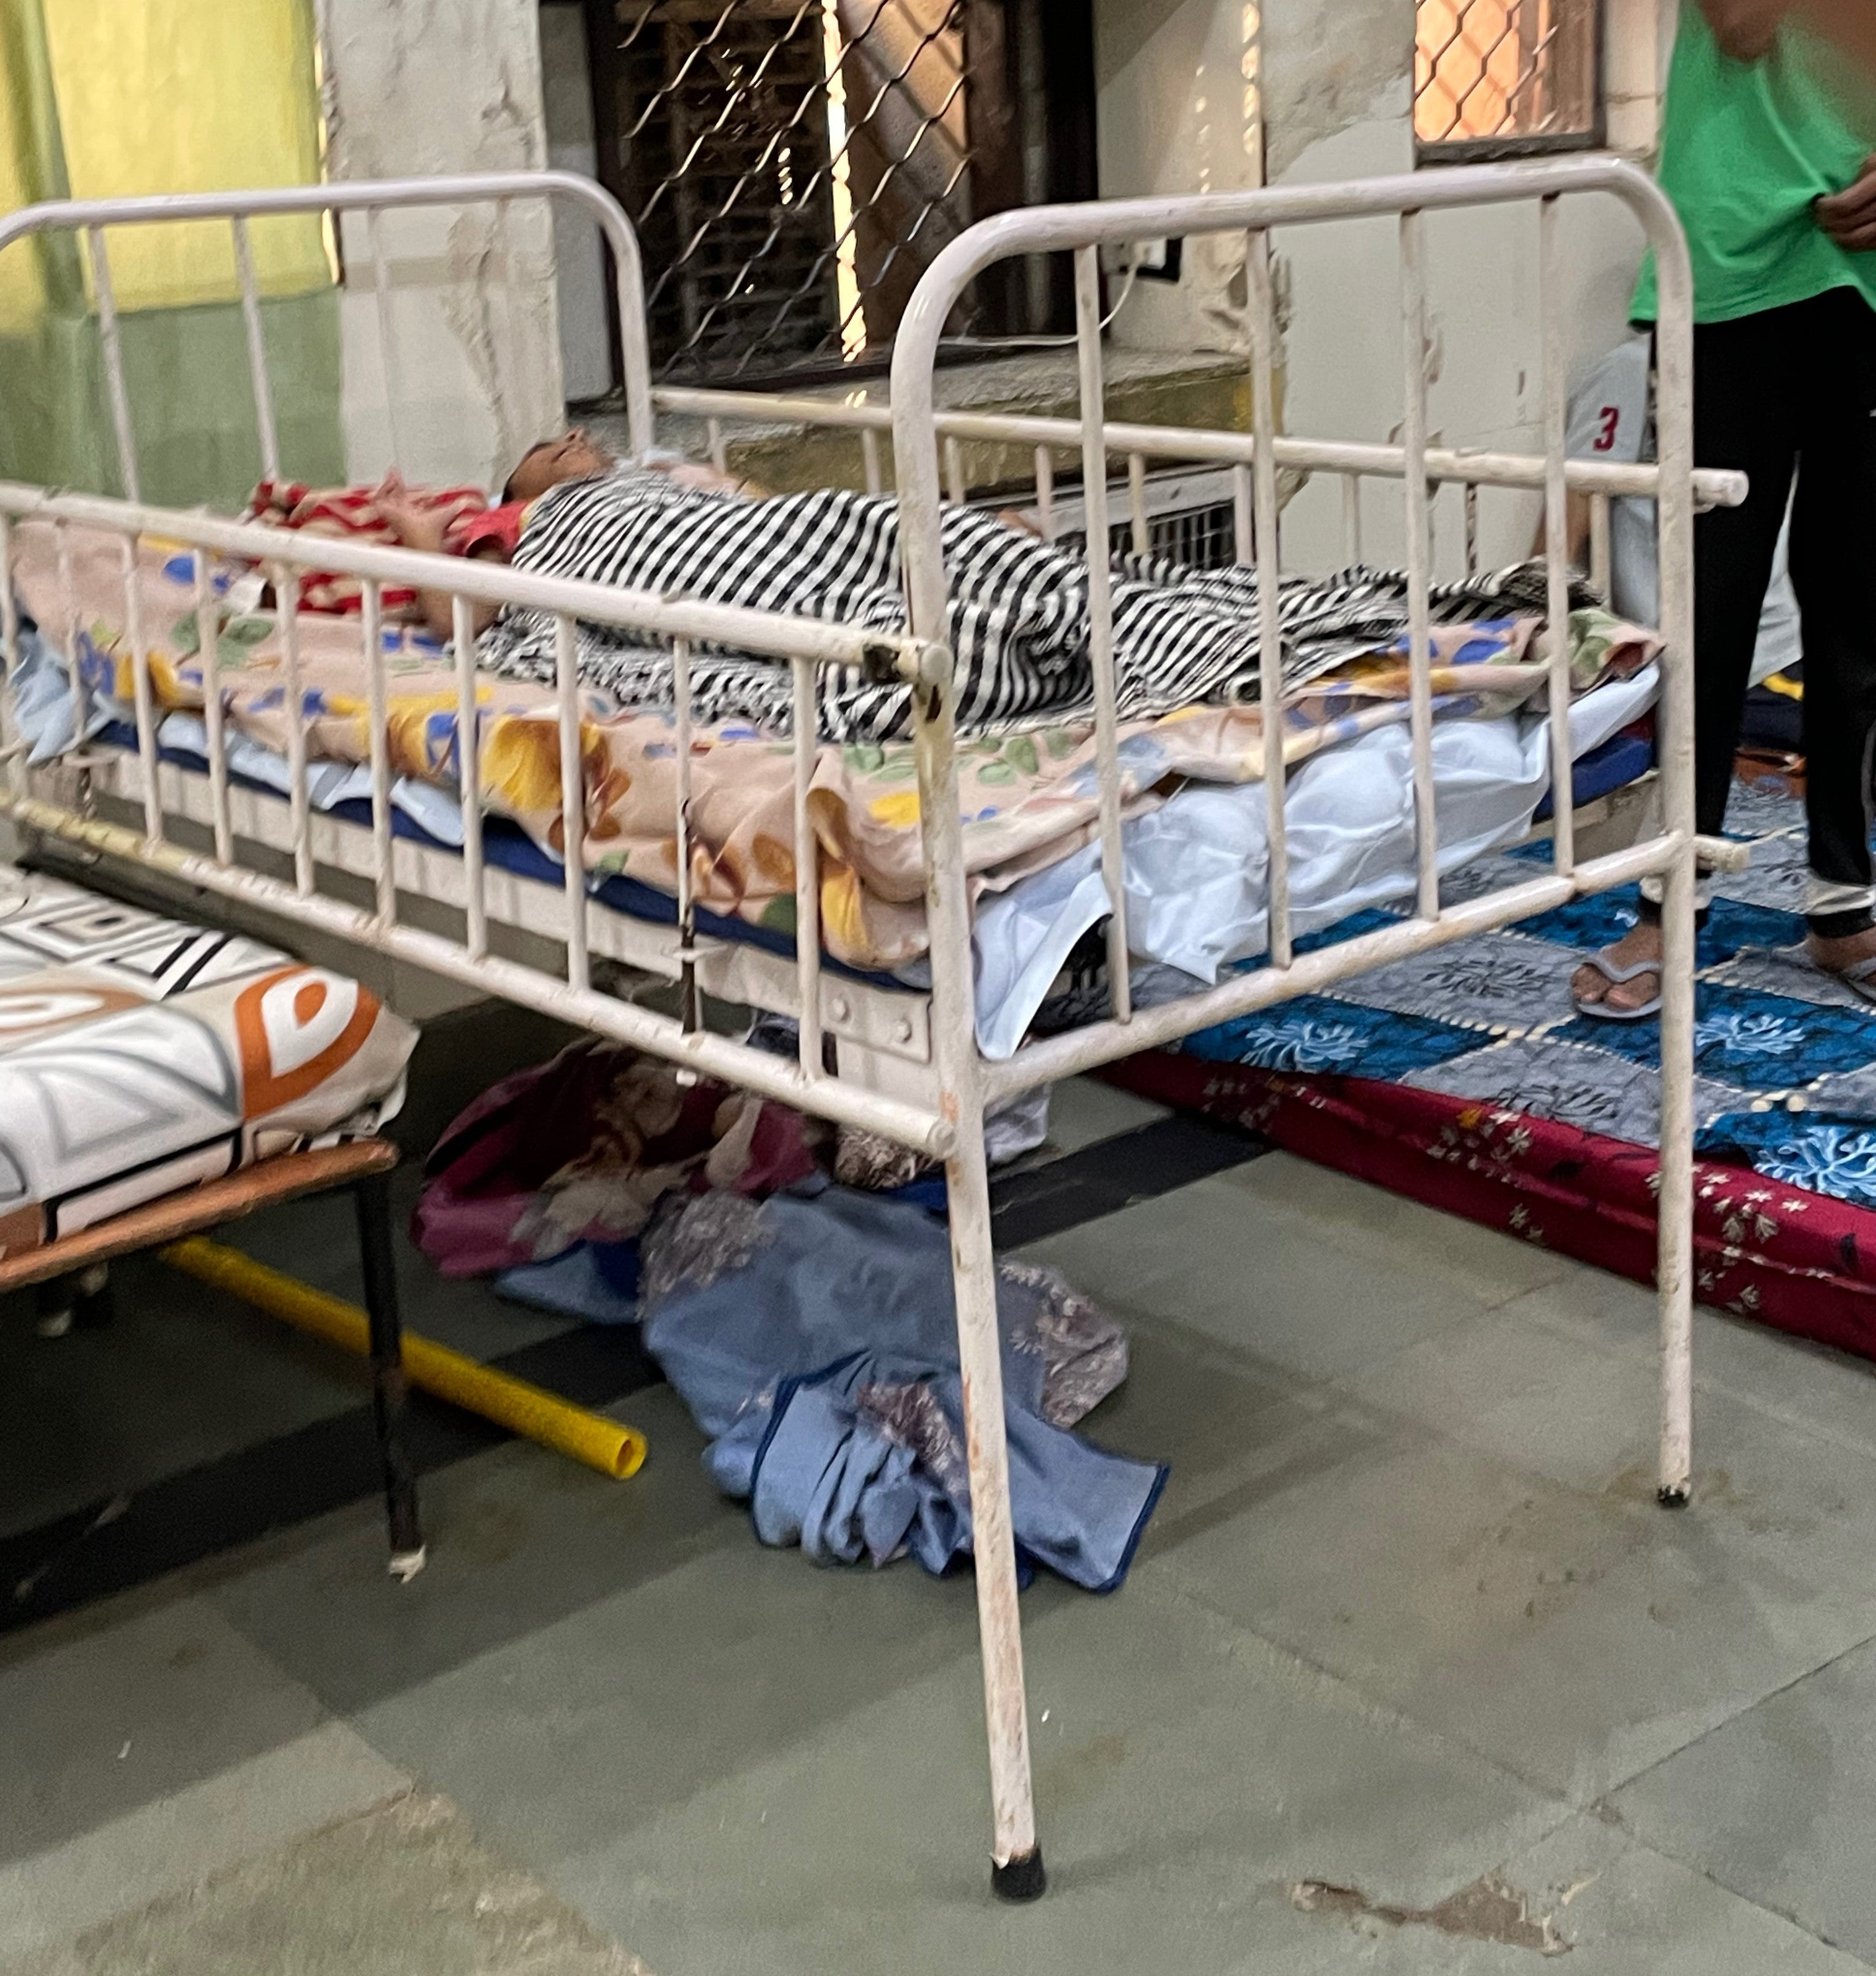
xmin=0 ymin=867 xmax=416 ymax=1253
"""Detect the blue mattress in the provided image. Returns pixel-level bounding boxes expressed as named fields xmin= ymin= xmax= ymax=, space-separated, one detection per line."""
xmin=99 ymin=723 xmax=909 ymax=991
xmin=93 ymin=718 xmax=1655 ymax=995
xmin=1534 ymin=728 xmax=1654 ymax=821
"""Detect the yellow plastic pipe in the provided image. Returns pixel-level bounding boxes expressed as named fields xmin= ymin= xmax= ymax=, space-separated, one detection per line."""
xmin=161 ymin=1236 xmax=647 ymax=1481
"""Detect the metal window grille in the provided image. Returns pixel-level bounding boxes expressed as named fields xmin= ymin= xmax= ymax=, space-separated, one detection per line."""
xmin=596 ymin=0 xmax=1034 ymax=383
xmin=1414 ymin=0 xmax=1603 ymax=159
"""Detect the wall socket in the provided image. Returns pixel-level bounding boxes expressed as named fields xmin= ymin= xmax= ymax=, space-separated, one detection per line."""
xmin=1098 ymin=237 xmax=1182 ymax=284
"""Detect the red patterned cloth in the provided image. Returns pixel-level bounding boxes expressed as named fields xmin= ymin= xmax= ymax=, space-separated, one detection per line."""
xmin=244 ymin=478 xmax=491 ymax=616
xmin=411 ymin=1038 xmax=824 ymax=1277
xmin=1105 ymin=1053 xmax=1876 ymax=1363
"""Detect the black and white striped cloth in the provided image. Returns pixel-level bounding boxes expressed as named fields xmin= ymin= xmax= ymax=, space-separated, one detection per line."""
xmin=476 ymin=469 xmax=1584 ymax=743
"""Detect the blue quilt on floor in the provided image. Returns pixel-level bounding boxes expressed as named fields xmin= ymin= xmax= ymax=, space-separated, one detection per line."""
xmin=1173 ymin=780 xmax=1876 ymax=1212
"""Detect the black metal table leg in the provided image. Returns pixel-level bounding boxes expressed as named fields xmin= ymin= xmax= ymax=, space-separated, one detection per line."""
xmin=354 ymin=1172 xmax=425 ymax=1581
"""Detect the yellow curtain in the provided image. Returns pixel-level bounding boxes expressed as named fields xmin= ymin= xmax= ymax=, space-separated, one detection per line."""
xmin=38 ymin=0 xmax=330 ymax=311
xmin=0 ymin=82 xmax=45 ymax=329
xmin=0 ymin=0 xmax=71 ymax=330
xmin=0 ymin=0 xmax=342 ymax=504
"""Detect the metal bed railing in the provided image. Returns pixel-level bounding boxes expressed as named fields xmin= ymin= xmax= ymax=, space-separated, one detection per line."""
xmin=0 ymin=161 xmax=1743 ymax=1902
xmin=0 ymin=172 xmax=659 ymax=504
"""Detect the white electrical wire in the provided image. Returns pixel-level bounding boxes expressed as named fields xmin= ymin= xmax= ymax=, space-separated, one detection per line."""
xmin=937 ymin=260 xmax=1141 ymax=352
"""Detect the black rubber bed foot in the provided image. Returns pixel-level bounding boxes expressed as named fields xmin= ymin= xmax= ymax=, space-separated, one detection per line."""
xmin=1658 ymin=1484 xmax=1692 ymax=1509
xmin=992 ymin=1848 xmax=1047 ymax=1902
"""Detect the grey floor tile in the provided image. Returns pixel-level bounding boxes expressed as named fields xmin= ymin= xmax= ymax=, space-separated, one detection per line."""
xmin=1215 ymin=1152 xmax=1579 ymax=1311
xmin=1068 ymin=1295 xmax=1330 ymax=1539
xmin=210 ymin=1385 xmax=726 ymax=1717
xmin=0 ymin=1257 xmax=370 ymax=1541
xmin=1514 ymin=1265 xmax=1876 ymax=1472
xmin=1150 ymin=1364 xmax=1876 ymax=1805
xmin=0 ymin=1598 xmax=354 ymax=1865
xmin=1020 ymin=1157 xmax=1560 ymax=1380
xmin=1035 ymin=1074 xmax=1168 ymax=1156
xmin=4 ymin=1791 xmax=647 ymax=1976
xmin=1333 ymin=1274 xmax=1661 ymax=1493
xmin=1272 ymin=1811 xmax=1864 ymax=1974
xmin=1347 ymin=1257 xmax=1876 ymax=1505
xmin=1612 ymin=1634 xmax=1876 ymax=1964
xmin=1491 ymin=1814 xmax=1864 ymax=1973
xmin=1235 ymin=1812 xmax=1862 ymax=1972
xmin=342 ymin=1526 xmax=994 ymax=1872
xmin=543 ymin=1577 xmax=1563 ymax=1976
xmin=0 ymin=1724 xmax=408 ymax=1965
xmin=0 ymin=1179 xmax=571 ymax=1545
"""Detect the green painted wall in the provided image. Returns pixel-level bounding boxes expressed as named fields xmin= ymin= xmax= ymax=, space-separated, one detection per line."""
xmin=0 ymin=290 xmax=344 ymax=508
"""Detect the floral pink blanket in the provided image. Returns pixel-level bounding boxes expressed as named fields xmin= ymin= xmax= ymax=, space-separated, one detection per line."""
xmin=11 ymin=524 xmax=1656 ymax=973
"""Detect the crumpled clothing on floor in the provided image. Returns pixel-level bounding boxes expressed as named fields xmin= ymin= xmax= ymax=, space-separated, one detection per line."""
xmin=411 ymin=1037 xmax=822 ymax=1278
xmin=641 ymin=1186 xmax=1166 ymax=1591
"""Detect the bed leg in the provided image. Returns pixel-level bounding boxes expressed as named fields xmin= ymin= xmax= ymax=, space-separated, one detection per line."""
xmin=1656 ymin=848 xmax=1697 ymax=1509
xmin=948 ymin=1116 xmax=1046 ymax=1901
xmin=354 ymin=1171 xmax=426 ymax=1578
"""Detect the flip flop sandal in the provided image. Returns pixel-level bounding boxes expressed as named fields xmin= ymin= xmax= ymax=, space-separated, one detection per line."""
xmin=1571 ymin=947 xmax=1663 ymax=1023
xmin=1825 ymin=954 xmax=1876 ymax=1007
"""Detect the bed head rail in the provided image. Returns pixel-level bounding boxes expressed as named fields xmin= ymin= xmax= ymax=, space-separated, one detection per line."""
xmin=877 ymin=154 xmax=1740 ymax=1076
xmin=0 ymin=172 xmax=658 ymax=498
xmin=866 ymin=165 xmax=1737 ymax=1671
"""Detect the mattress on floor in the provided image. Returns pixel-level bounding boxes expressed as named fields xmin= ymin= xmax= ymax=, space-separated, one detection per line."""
xmin=0 ymin=865 xmax=415 ymax=1251
xmin=1106 ymin=772 xmax=1876 ymax=1366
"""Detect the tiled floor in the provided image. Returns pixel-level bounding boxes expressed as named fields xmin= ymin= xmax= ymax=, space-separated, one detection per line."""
xmin=6 ymin=1044 xmax=1876 ymax=1972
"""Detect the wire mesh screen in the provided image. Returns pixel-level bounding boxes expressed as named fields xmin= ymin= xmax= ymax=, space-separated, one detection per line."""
xmin=1056 ymin=501 xmax=1239 ymax=570
xmin=1414 ymin=0 xmax=1601 ymax=154
xmin=1045 ymin=470 xmax=1242 ymax=572
xmin=604 ymin=0 xmax=1022 ymax=382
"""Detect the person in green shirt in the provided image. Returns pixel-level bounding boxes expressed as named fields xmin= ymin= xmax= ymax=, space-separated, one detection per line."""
xmin=1573 ymin=0 xmax=1876 ymax=1017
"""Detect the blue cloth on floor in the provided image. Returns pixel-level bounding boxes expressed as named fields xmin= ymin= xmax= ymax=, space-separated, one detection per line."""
xmin=496 ymin=1240 xmax=642 ymax=1323
xmin=641 ymin=1186 xmax=1166 ymax=1591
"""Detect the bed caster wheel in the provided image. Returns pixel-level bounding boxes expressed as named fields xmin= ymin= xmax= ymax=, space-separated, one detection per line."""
xmin=1657 ymin=1483 xmax=1691 ymax=1509
xmin=991 ymin=1848 xmax=1047 ymax=1902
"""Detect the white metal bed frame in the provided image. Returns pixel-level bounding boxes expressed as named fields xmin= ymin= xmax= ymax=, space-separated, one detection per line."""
xmin=0 ymin=158 xmax=1746 ymax=1899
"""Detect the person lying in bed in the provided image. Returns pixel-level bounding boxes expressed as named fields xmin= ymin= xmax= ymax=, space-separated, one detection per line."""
xmin=374 ymin=429 xmax=757 ymax=642
xmin=375 ymin=418 xmax=1604 ymax=749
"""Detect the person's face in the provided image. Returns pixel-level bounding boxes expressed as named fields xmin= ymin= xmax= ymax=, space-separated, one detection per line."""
xmin=507 ymin=427 xmax=612 ymax=503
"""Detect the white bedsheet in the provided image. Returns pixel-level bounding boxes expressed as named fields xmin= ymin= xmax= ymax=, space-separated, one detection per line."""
xmin=969 ymin=668 xmax=1659 ymax=1058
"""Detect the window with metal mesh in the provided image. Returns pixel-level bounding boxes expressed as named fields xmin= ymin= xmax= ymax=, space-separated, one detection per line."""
xmin=591 ymin=0 xmax=1061 ymax=385
xmin=1040 ymin=468 xmax=1243 ymax=572
xmin=1414 ymin=0 xmax=1602 ymax=158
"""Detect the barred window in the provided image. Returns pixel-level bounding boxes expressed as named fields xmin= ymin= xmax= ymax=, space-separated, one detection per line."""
xmin=1414 ymin=0 xmax=1604 ymax=159
xmin=582 ymin=1 xmax=1094 ymax=388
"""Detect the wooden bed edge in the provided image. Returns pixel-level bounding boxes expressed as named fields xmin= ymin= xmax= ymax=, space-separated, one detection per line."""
xmin=0 ymin=1139 xmax=400 ymax=1294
